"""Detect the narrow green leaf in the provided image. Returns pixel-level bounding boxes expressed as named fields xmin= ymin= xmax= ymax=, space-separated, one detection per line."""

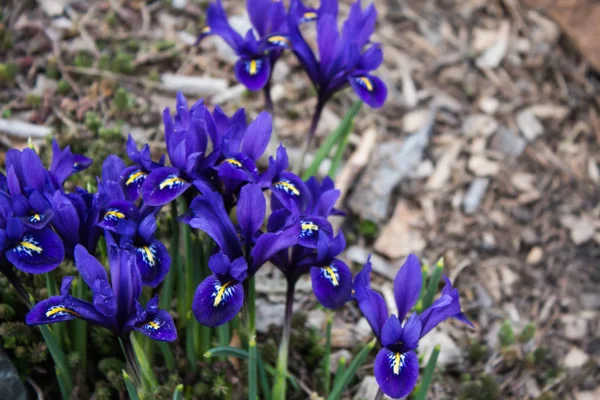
xmin=413 ymin=346 xmax=440 ymax=400
xmin=421 ymin=258 xmax=444 ymax=309
xmin=123 ymin=370 xmax=141 ymax=400
xmin=323 ymin=311 xmax=333 ymax=395
xmin=172 ymin=384 xmax=184 ymax=400
xmin=327 ymin=338 xmax=376 ymax=400
xmin=185 ymin=313 xmax=197 ymax=373
xmin=303 ymin=101 xmax=362 ymax=180
xmin=131 ymin=334 xmax=158 ymax=391
xmin=327 ymin=122 xmax=352 ymax=178
xmin=258 ymin=351 xmax=271 ymax=400
xmin=158 ymin=341 xmax=175 ymax=371
xmin=264 ymin=364 xmax=299 ymax=391
xmin=204 ymin=346 xmax=249 ymax=360
xmin=331 ymin=357 xmax=347 ymax=390
xmin=39 ymin=326 xmax=73 ymax=399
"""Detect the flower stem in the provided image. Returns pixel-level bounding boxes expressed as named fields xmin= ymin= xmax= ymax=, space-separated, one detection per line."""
xmin=263 ymin=80 xmax=274 ymax=115
xmin=296 ymin=99 xmax=324 ymax=174
xmin=0 ymin=264 xmax=31 ymax=306
xmin=247 ymin=276 xmax=258 ymax=400
xmin=121 ymin=335 xmax=143 ymax=389
xmin=271 ymin=279 xmax=296 ymax=400
xmin=323 ymin=310 xmax=333 ymax=396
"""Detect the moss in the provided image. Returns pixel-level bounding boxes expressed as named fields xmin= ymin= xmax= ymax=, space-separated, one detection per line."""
xmin=498 ymin=319 xmax=515 ymax=347
xmin=46 ymin=59 xmax=60 ymax=79
xmin=519 ymin=323 xmax=536 ymax=343
xmin=113 ymin=87 xmax=134 ymax=112
xmin=111 ymin=52 xmax=134 ymax=74
xmin=106 ymin=369 xmax=125 ymax=392
xmin=459 ymin=374 xmax=500 ymax=400
xmin=0 ymin=303 xmax=15 ymax=319
xmin=99 ymin=357 xmax=126 ymax=376
xmin=1 ymin=108 xmax=11 ymax=118
xmin=74 ymin=51 xmax=94 ymax=68
xmin=155 ymin=40 xmax=176 ymax=52
xmin=357 ymin=219 xmax=379 ymax=240
xmin=0 ymin=63 xmax=18 ymax=83
xmin=99 ymin=123 xmax=123 ymax=141
xmin=468 ymin=340 xmax=488 ymax=364
xmin=56 ymin=79 xmax=71 ymax=95
xmin=211 ymin=375 xmax=229 ymax=397
xmin=25 ymin=94 xmax=42 ymax=109
xmin=105 ymin=12 xmax=118 ymax=28
xmin=85 ymin=111 xmax=102 ymax=134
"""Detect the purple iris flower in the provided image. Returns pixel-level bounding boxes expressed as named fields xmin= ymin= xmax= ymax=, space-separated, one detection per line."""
xmin=185 ymin=184 xmax=299 ymax=326
xmin=96 ymin=156 xmax=170 ymax=288
xmin=121 ymin=135 xmax=165 ymax=201
xmin=49 ymin=138 xmax=93 ymax=188
xmin=354 ymin=255 xmax=474 ymax=398
xmin=141 ymin=93 xmax=221 ymax=206
xmin=26 ymin=243 xmax=176 ymax=342
xmin=197 ymin=0 xmax=296 ymax=91
xmin=288 ymin=0 xmax=387 ymax=108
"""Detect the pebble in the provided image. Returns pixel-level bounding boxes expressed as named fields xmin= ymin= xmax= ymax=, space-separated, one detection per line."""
xmin=463 ymin=178 xmax=490 ymax=214
xmin=0 ymin=349 xmax=26 ymax=400
xmin=346 ymin=246 xmax=398 ymax=280
xmin=419 ymin=328 xmax=463 ymax=368
xmin=353 ymin=376 xmax=393 ymax=400
xmin=468 ymin=155 xmax=500 ymax=176
xmin=564 ymin=347 xmax=590 ymax=369
xmin=526 ymin=247 xmax=543 ymax=264
xmin=516 ymin=110 xmax=544 ymax=141
xmin=561 ymin=315 xmax=589 ymax=341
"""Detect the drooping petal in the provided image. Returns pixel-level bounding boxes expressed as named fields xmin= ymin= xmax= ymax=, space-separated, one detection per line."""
xmin=122 ymin=166 xmax=148 ymax=201
xmin=236 ymin=183 xmax=266 ymax=246
xmin=310 ymin=258 xmax=353 ymax=309
xmin=135 ymin=309 xmax=177 ymax=341
xmin=141 ymin=167 xmax=191 ymax=206
xmin=358 ymin=43 xmax=383 ymax=71
xmin=97 ymin=200 xmax=138 ymax=235
xmin=234 ymin=55 xmax=272 ymax=91
xmin=349 ymin=74 xmax=387 ymax=108
xmin=192 ymin=274 xmax=244 ymax=327
xmin=135 ymin=240 xmax=171 ymax=288
xmin=374 ymin=348 xmax=419 ymax=399
xmin=299 ymin=216 xmax=332 ymax=248
xmin=241 ymin=112 xmax=272 ymax=161
xmin=6 ymin=228 xmax=64 ymax=274
xmin=393 ymin=254 xmax=422 ymax=321
xmin=271 ymin=171 xmax=310 ymax=212
xmin=353 ymin=258 xmax=388 ymax=338
xmin=50 ymin=191 xmax=81 ymax=256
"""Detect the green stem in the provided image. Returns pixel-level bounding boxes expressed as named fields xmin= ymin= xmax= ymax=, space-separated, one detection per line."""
xmin=323 ymin=310 xmax=333 ymax=396
xmin=121 ymin=335 xmax=143 ymax=389
xmin=271 ymin=280 xmax=296 ymax=400
xmin=247 ymin=277 xmax=258 ymax=400
xmin=75 ymin=277 xmax=87 ymax=374
xmin=160 ymin=201 xmax=179 ymax=310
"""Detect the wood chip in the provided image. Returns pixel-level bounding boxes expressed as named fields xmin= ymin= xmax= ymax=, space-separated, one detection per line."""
xmin=374 ymin=201 xmax=426 ymax=259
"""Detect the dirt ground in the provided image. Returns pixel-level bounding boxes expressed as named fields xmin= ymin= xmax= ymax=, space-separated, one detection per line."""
xmin=1 ymin=0 xmax=600 ymax=399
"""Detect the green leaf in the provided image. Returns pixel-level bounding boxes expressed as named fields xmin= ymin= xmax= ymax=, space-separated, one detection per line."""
xmin=322 ymin=311 xmax=333 ymax=395
xmin=123 ymin=370 xmax=141 ymax=400
xmin=158 ymin=342 xmax=175 ymax=371
xmin=204 ymin=346 xmax=249 ymax=360
xmin=131 ymin=334 xmax=158 ymax=391
xmin=258 ymin=351 xmax=271 ymax=400
xmin=302 ymin=101 xmax=362 ymax=180
xmin=327 ymin=124 xmax=352 ymax=178
xmin=327 ymin=338 xmax=376 ymax=400
xmin=172 ymin=384 xmax=184 ymax=400
xmin=421 ymin=258 xmax=444 ymax=309
xmin=39 ymin=326 xmax=73 ymax=399
xmin=413 ymin=346 xmax=440 ymax=400
xmin=331 ymin=357 xmax=347 ymax=391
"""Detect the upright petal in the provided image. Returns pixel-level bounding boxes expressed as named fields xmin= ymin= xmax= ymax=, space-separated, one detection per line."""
xmin=393 ymin=254 xmax=422 ymax=321
xmin=234 ymin=56 xmax=272 ymax=91
xmin=199 ymin=0 xmax=244 ymax=51
xmin=141 ymin=167 xmax=191 ymax=206
xmin=310 ymin=259 xmax=352 ymax=309
xmin=374 ymin=349 xmax=419 ymax=399
xmin=21 ymin=148 xmax=46 ymax=191
xmin=247 ymin=0 xmax=272 ymax=36
xmin=349 ymin=74 xmax=387 ymax=108
xmin=241 ymin=112 xmax=272 ymax=161
xmin=192 ymin=274 xmax=244 ymax=327
xmin=6 ymin=229 xmax=64 ymax=274
xmin=74 ymin=244 xmax=116 ymax=317
xmin=135 ymin=309 xmax=177 ymax=341
xmin=354 ymin=258 xmax=388 ymax=339
xmin=250 ymin=224 xmax=300 ymax=274
xmin=317 ymin=14 xmax=340 ymax=75
xmin=236 ymin=184 xmax=266 ymax=246
xmin=187 ymin=190 xmax=243 ymax=259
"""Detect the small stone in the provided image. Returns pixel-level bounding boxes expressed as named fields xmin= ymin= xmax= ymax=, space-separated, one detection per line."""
xmin=516 ymin=110 xmax=544 ymax=141
xmin=346 ymin=246 xmax=397 ymax=280
xmin=561 ymin=315 xmax=588 ymax=341
xmin=564 ymin=347 xmax=590 ymax=369
xmin=331 ymin=323 xmax=357 ymax=348
xmin=526 ymin=247 xmax=543 ymax=264
xmin=419 ymin=328 xmax=463 ymax=368
xmin=374 ymin=201 xmax=426 ymax=260
xmin=571 ymin=220 xmax=596 ymax=245
xmin=462 ymin=114 xmax=499 ymax=137
xmin=468 ymin=155 xmax=500 ymax=176
xmin=580 ymin=293 xmax=600 ymax=310
xmin=479 ymin=97 xmax=500 ymax=114
xmin=576 ymin=389 xmax=600 ymax=400
xmin=403 ymin=108 xmax=429 ymax=132
xmin=160 ymin=74 xmax=228 ymax=97
xmin=0 ymin=349 xmax=26 ymax=400
xmin=255 ymin=298 xmax=284 ymax=333
xmin=41 ymin=0 xmax=69 ymax=16
xmin=354 ymin=376 xmax=393 ymax=400
xmin=306 ymin=309 xmax=326 ymax=330
xmin=353 ymin=318 xmax=373 ymax=342
xmin=463 ymin=178 xmax=490 ymax=214
xmin=491 ymin=126 xmax=526 ymax=156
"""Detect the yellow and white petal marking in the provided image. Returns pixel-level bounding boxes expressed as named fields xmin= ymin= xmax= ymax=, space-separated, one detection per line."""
xmin=267 ymin=35 xmax=291 ymax=48
xmin=202 ymin=26 xmax=211 ymax=34
xmin=137 ymin=244 xmax=158 ymax=267
xmin=301 ymin=11 xmax=317 ymax=22
xmin=388 ymin=352 xmax=406 ymax=375
xmin=14 ymin=235 xmax=43 ymax=257
xmin=212 ymin=281 xmax=235 ymax=307
xmin=103 ymin=208 xmax=126 ymax=222
xmin=29 ymin=213 xmax=44 ymax=223
xmin=300 ymin=220 xmax=319 ymax=238
xmin=321 ymin=265 xmax=340 ymax=287
xmin=158 ymin=174 xmax=187 ymax=190
xmin=45 ymin=305 xmax=80 ymax=319
xmin=145 ymin=317 xmax=164 ymax=331
xmin=356 ymin=76 xmax=374 ymax=92
xmin=125 ymin=170 xmax=147 ymax=186
xmin=223 ymin=158 xmax=243 ymax=168
xmin=245 ymin=59 xmax=262 ymax=76
xmin=273 ymin=179 xmax=300 ymax=196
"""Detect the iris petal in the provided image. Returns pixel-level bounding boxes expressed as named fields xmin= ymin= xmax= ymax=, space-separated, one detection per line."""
xmin=374 ymin=348 xmax=419 ymax=399
xmin=135 ymin=310 xmax=177 ymax=342
xmin=135 ymin=240 xmax=170 ymax=288
xmin=141 ymin=167 xmax=191 ymax=206
xmin=310 ymin=259 xmax=353 ymax=309
xmin=192 ymin=275 xmax=243 ymax=327
xmin=6 ymin=228 xmax=64 ymax=274
xmin=122 ymin=166 xmax=147 ymax=201
xmin=349 ymin=74 xmax=387 ymax=108
xmin=234 ymin=56 xmax=271 ymax=91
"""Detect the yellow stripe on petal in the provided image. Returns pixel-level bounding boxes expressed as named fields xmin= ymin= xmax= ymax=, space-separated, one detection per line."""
xmin=202 ymin=26 xmax=211 ymax=33
xmin=324 ymin=266 xmax=339 ymax=286
xmin=126 ymin=171 xmax=146 ymax=186
xmin=249 ymin=60 xmax=258 ymax=75
xmin=105 ymin=210 xmax=125 ymax=219
xmin=20 ymin=241 xmax=43 ymax=254
xmin=392 ymin=352 xmax=404 ymax=375
xmin=159 ymin=176 xmax=186 ymax=190
xmin=274 ymin=180 xmax=300 ymax=196
xmin=142 ymin=246 xmax=155 ymax=266
xmin=45 ymin=306 xmax=80 ymax=318
xmin=303 ymin=11 xmax=317 ymax=21
xmin=359 ymin=76 xmax=373 ymax=92
xmin=213 ymin=281 xmax=233 ymax=307
xmin=268 ymin=35 xmax=291 ymax=47
xmin=224 ymin=158 xmax=243 ymax=168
